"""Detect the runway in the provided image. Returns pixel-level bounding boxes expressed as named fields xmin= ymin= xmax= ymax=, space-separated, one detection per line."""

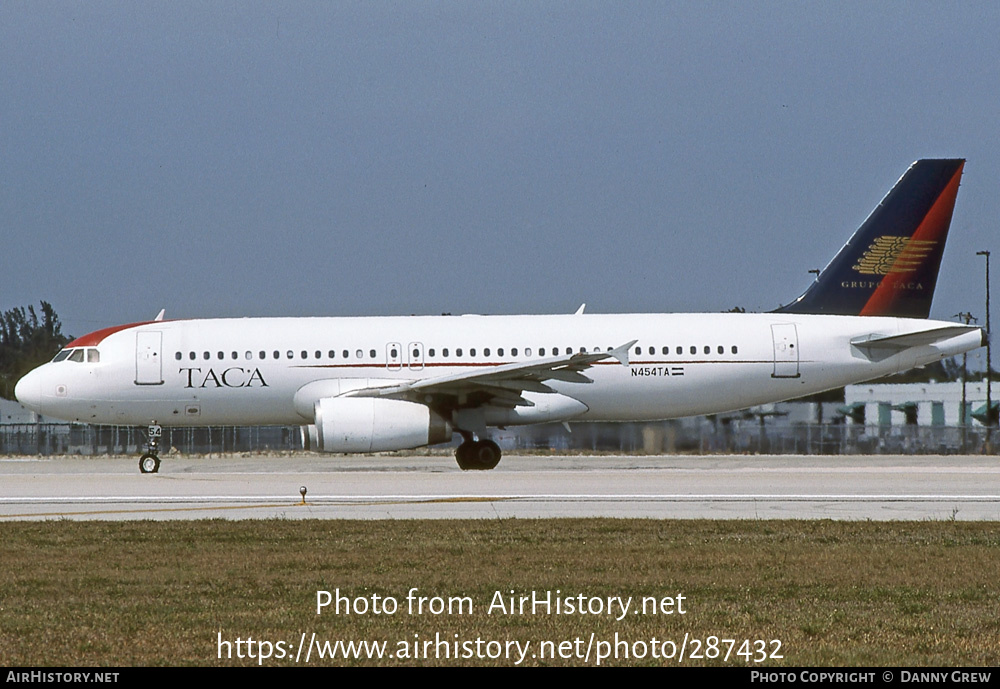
xmin=2 ymin=453 xmax=999 ymax=521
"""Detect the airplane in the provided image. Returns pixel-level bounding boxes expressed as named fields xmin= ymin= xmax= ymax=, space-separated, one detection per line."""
xmin=14 ymin=159 xmax=984 ymax=473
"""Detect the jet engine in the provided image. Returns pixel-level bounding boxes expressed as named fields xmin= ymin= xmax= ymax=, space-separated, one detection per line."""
xmin=302 ymin=397 xmax=452 ymax=453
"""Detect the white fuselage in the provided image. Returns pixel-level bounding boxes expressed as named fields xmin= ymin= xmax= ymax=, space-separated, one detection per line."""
xmin=14 ymin=312 xmax=982 ymax=429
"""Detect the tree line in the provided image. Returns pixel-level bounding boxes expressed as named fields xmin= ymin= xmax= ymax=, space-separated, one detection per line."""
xmin=0 ymin=302 xmax=70 ymax=400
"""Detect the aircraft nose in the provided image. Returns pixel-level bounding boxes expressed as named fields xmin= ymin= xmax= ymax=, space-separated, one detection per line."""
xmin=14 ymin=370 xmax=42 ymax=411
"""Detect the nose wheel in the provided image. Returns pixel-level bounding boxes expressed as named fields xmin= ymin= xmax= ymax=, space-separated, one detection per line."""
xmin=139 ymin=423 xmax=162 ymax=474
xmin=139 ymin=453 xmax=161 ymax=474
xmin=455 ymin=438 xmax=502 ymax=470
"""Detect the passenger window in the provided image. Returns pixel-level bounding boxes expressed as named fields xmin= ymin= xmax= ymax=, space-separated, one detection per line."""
xmin=429 ymin=348 xmax=436 ymax=357
xmin=231 ymin=352 xmax=238 ymax=360
xmin=539 ymin=348 xmax=546 ymax=356
xmin=676 ymin=346 xmax=682 ymax=355
xmin=456 ymin=348 xmax=463 ymax=357
xmin=369 ymin=349 xmax=376 ymax=359
xmin=484 ymin=348 xmax=491 ymax=356
xmin=203 ymin=352 xmax=210 ymax=360
xmin=173 ymin=352 xmax=181 ymax=361
xmin=246 ymin=351 xmax=253 ymax=360
xmin=315 ymin=350 xmax=321 ymax=359
xmin=511 ymin=348 xmax=518 ymax=356
xmin=470 ymin=348 xmax=476 ymax=357
xmin=498 ymin=348 xmax=504 ymax=357
xmin=217 ymin=352 xmax=224 ymax=360
xmin=274 ymin=351 xmax=280 ymax=359
xmin=525 ymin=348 xmax=532 ymax=357
xmin=443 ymin=348 xmax=449 ymax=358
xmin=649 ymin=346 xmax=655 ymax=355
xmin=566 ymin=347 xmax=573 ymax=355
xmin=287 ymin=351 xmax=294 ymax=359
xmin=634 ymin=346 xmax=641 ymax=355
xmin=342 ymin=350 xmax=349 ymax=359
xmin=662 ymin=347 xmax=669 ymax=355
xmin=391 ymin=348 xmax=398 ymax=358
xmin=328 ymin=350 xmax=335 ymax=358
xmin=356 ymin=350 xmax=364 ymax=359
xmin=704 ymin=346 xmax=710 ymax=354
xmin=718 ymin=345 xmax=724 ymax=354
xmin=690 ymin=346 xmax=696 ymax=355
xmin=189 ymin=352 xmax=196 ymax=360
xmin=732 ymin=345 xmax=738 ymax=354
xmin=259 ymin=351 xmax=266 ymax=359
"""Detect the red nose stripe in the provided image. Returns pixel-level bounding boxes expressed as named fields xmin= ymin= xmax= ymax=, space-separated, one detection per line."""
xmin=66 ymin=321 xmax=161 ymax=347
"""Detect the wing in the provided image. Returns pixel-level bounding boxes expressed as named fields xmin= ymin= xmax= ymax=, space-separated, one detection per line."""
xmin=345 ymin=340 xmax=636 ymax=409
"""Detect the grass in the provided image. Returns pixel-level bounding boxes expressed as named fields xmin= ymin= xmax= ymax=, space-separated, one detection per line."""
xmin=1 ymin=519 xmax=999 ymax=666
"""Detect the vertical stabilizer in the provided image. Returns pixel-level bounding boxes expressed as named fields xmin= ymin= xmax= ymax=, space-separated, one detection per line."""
xmin=775 ymin=159 xmax=964 ymax=318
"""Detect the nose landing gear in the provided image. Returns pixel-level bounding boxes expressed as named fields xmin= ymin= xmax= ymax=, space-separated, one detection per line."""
xmin=139 ymin=423 xmax=162 ymax=474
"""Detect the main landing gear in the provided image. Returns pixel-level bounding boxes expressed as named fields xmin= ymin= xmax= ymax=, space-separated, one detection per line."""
xmin=455 ymin=434 xmax=502 ymax=471
xmin=139 ymin=423 xmax=162 ymax=474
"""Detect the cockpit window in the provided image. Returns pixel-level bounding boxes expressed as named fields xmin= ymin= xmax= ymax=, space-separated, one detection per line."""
xmin=87 ymin=349 xmax=100 ymax=363
xmin=52 ymin=349 xmax=72 ymax=362
xmin=68 ymin=349 xmax=85 ymax=363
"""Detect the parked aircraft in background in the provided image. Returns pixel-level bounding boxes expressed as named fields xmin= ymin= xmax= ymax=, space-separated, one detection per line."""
xmin=15 ymin=159 xmax=983 ymax=472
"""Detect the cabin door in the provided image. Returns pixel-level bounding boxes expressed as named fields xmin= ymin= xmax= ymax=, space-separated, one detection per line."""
xmin=135 ymin=331 xmax=163 ymax=385
xmin=771 ymin=324 xmax=800 ymax=378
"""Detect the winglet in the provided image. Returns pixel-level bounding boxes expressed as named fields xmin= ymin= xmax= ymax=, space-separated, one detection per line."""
xmin=154 ymin=309 xmax=165 ymax=322
xmin=610 ymin=340 xmax=636 ymax=366
xmin=575 ymin=303 xmax=586 ymax=315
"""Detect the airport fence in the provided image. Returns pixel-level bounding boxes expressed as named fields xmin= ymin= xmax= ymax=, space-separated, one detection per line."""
xmin=0 ymin=423 xmax=299 ymax=456
xmin=1 ymin=421 xmax=997 ymax=456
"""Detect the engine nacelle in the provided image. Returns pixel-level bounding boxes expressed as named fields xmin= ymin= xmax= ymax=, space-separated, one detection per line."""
xmin=306 ymin=397 xmax=451 ymax=453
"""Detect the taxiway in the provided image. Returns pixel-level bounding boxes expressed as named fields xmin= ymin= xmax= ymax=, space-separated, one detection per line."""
xmin=1 ymin=454 xmax=999 ymax=521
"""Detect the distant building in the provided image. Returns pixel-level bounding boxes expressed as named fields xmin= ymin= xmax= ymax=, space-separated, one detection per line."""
xmin=844 ymin=381 xmax=998 ymax=427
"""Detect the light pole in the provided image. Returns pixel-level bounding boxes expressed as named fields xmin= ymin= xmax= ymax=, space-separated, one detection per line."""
xmin=955 ymin=311 xmax=976 ymax=453
xmin=977 ymin=250 xmax=993 ymax=450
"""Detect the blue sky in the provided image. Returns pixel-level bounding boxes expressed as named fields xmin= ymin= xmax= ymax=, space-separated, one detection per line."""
xmin=3 ymin=2 xmax=998 ymax=363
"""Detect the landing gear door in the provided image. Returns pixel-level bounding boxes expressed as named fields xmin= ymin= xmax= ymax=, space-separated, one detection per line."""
xmin=771 ymin=323 xmax=800 ymax=378
xmin=135 ymin=331 xmax=163 ymax=385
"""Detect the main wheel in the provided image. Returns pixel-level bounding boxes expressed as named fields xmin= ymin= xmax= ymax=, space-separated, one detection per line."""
xmin=455 ymin=440 xmax=502 ymax=471
xmin=139 ymin=453 xmax=161 ymax=474
xmin=455 ymin=442 xmax=474 ymax=470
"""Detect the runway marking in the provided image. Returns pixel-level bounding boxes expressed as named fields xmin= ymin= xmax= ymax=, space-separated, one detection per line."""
xmin=0 ymin=497 xmax=516 ymax=519
xmin=0 ymin=502 xmax=306 ymax=519
xmin=4 ymin=495 xmax=998 ymax=520
xmin=3 ymin=494 xmax=1000 ymax=504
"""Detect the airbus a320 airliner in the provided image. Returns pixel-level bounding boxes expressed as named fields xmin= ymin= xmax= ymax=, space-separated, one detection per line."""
xmin=15 ymin=159 xmax=984 ymax=473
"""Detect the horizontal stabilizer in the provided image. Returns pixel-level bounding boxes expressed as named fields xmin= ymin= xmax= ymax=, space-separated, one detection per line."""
xmin=851 ymin=325 xmax=983 ymax=354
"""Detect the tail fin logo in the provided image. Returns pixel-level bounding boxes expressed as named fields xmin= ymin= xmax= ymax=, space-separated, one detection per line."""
xmin=852 ymin=236 xmax=938 ymax=276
